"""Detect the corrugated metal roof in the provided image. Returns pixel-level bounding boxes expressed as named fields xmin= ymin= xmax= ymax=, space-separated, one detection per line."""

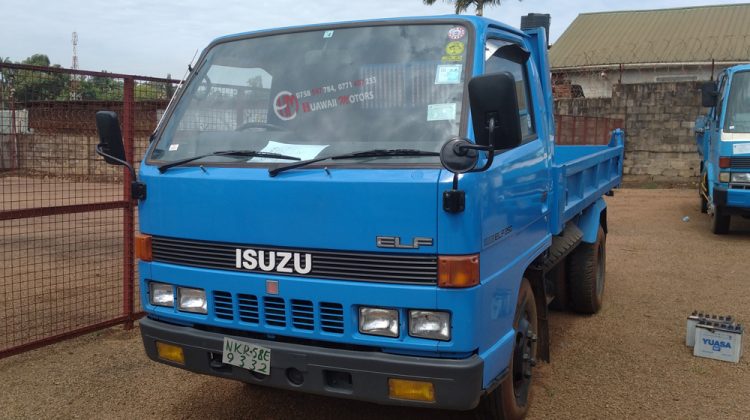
xmin=549 ymin=3 xmax=750 ymax=69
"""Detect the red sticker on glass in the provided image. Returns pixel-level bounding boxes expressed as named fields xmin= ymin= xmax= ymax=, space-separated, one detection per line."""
xmin=447 ymin=26 xmax=466 ymax=40
xmin=273 ymin=91 xmax=299 ymax=120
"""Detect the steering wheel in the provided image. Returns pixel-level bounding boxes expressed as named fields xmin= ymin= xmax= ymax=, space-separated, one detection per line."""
xmin=235 ymin=122 xmax=287 ymax=132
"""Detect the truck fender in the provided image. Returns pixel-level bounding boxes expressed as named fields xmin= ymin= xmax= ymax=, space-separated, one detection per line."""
xmin=705 ymin=162 xmax=717 ymax=198
xmin=579 ymin=198 xmax=607 ymax=244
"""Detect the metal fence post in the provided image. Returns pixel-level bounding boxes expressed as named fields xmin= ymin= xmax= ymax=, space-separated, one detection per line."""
xmin=123 ymin=77 xmax=135 ymax=329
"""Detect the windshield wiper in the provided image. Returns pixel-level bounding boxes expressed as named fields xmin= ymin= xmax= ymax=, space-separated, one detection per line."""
xmin=268 ymin=149 xmax=439 ymax=177
xmin=158 ymin=150 xmax=300 ymax=173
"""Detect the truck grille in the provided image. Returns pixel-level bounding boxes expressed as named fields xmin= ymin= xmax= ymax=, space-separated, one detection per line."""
xmin=212 ymin=291 xmax=345 ymax=334
xmin=152 ymin=236 xmax=437 ymax=284
xmin=730 ymin=156 xmax=750 ymax=169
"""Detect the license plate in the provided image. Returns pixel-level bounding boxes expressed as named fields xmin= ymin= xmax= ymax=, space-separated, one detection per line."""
xmin=222 ymin=337 xmax=271 ymax=375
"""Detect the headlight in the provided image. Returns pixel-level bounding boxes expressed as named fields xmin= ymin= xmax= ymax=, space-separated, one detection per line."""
xmin=149 ymin=282 xmax=174 ymax=307
xmin=731 ymin=172 xmax=750 ymax=183
xmin=177 ymin=287 xmax=207 ymax=314
xmin=409 ymin=310 xmax=451 ymax=341
xmin=358 ymin=307 xmax=399 ymax=337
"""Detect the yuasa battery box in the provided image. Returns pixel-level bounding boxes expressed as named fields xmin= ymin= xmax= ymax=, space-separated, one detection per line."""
xmin=686 ymin=312 xmax=733 ymax=347
xmin=691 ymin=317 xmax=743 ymax=364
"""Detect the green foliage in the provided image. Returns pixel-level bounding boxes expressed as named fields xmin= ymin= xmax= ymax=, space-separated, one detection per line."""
xmin=1 ymin=53 xmax=175 ymax=104
xmin=78 ymin=74 xmax=123 ymax=101
xmin=135 ymin=81 xmax=173 ymax=101
xmin=0 ymin=54 xmax=70 ymax=101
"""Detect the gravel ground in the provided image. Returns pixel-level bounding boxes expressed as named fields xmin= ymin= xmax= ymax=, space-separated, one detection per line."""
xmin=1 ymin=188 xmax=748 ymax=419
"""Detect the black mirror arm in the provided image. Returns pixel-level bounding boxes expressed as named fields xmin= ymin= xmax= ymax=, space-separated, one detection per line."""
xmin=96 ymin=144 xmax=136 ymax=179
xmin=456 ymin=117 xmax=497 ymax=172
xmin=95 ymin=145 xmax=146 ymax=200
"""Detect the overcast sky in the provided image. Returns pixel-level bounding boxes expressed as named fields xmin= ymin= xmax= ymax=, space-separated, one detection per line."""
xmin=2 ymin=0 xmax=746 ymax=78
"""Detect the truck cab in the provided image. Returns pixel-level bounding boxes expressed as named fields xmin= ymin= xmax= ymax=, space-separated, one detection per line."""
xmin=696 ymin=65 xmax=750 ymax=234
xmin=95 ymin=15 xmax=623 ymax=419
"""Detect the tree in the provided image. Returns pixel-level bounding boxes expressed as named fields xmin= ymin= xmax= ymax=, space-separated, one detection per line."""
xmin=422 ymin=0 xmax=519 ymax=16
xmin=0 ymin=54 xmax=70 ymax=101
xmin=78 ymin=74 xmax=123 ymax=101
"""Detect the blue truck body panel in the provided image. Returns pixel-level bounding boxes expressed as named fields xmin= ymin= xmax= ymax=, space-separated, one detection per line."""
xmin=130 ymin=15 xmax=624 ymax=410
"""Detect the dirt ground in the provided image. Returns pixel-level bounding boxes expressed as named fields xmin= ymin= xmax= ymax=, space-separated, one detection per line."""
xmin=1 ymin=188 xmax=749 ymax=419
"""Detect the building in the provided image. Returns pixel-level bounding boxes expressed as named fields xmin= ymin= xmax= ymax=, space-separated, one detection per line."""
xmin=550 ymin=3 xmax=750 ymax=98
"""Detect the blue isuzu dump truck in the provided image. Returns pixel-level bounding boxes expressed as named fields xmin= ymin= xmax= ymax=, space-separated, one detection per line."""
xmin=95 ymin=15 xmax=623 ymax=419
xmin=696 ymin=64 xmax=750 ymax=234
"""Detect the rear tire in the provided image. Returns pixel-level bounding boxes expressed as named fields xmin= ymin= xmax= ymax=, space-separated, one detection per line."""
xmin=568 ymin=226 xmax=606 ymax=314
xmin=712 ymin=209 xmax=730 ymax=235
xmin=473 ymin=279 xmax=538 ymax=420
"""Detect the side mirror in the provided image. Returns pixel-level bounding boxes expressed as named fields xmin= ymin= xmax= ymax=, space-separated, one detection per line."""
xmin=468 ymin=72 xmax=522 ymax=150
xmin=94 ymin=111 xmax=145 ymax=200
xmin=440 ymin=138 xmax=478 ymax=173
xmin=95 ymin=111 xmax=126 ymax=165
xmin=694 ymin=115 xmax=707 ymax=134
xmin=701 ymin=81 xmax=718 ymax=108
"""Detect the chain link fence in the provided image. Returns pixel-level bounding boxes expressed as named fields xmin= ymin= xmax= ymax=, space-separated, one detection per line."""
xmin=0 ymin=62 xmax=179 ymax=358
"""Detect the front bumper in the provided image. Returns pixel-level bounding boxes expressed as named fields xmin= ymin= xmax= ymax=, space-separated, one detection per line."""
xmin=140 ymin=317 xmax=485 ymax=410
xmin=713 ymin=186 xmax=750 ymax=215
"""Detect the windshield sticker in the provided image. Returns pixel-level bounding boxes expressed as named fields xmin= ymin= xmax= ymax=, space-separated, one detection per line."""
xmin=168 ymin=144 xmax=179 ymax=151
xmin=427 ymin=103 xmax=457 ymax=121
xmin=270 ymin=77 xmax=378 ymax=119
xmin=445 ymin=41 xmax=465 ymax=56
xmin=251 ymin=141 xmax=328 ymax=162
xmin=303 ymin=91 xmax=375 ymax=113
xmin=733 ymin=143 xmax=750 ymax=155
xmin=447 ymin=26 xmax=466 ymax=40
xmin=323 ymin=30 xmax=334 ymax=39
xmin=442 ymin=55 xmax=463 ymax=63
xmin=435 ymin=64 xmax=463 ymax=85
xmin=295 ymin=77 xmax=376 ymax=100
xmin=273 ymin=91 xmax=299 ymax=121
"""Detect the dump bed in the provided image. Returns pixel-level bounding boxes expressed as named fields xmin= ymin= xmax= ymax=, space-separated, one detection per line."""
xmin=549 ymin=129 xmax=625 ymax=235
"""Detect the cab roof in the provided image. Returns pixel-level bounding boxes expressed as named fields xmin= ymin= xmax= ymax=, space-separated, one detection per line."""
xmin=211 ymin=15 xmax=525 ymax=45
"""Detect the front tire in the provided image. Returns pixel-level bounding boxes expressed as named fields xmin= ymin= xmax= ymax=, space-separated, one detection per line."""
xmin=474 ymin=279 xmax=538 ymax=420
xmin=700 ymin=173 xmax=708 ymax=214
xmin=568 ymin=225 xmax=606 ymax=314
xmin=712 ymin=209 xmax=730 ymax=235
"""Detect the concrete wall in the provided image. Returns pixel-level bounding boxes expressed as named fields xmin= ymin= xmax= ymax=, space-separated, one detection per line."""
xmin=0 ymin=100 xmax=166 ymax=178
xmin=559 ymin=64 xmax=730 ymax=99
xmin=555 ymin=81 xmax=703 ymax=184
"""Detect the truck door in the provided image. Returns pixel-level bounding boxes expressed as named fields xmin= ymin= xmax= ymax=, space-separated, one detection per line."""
xmin=479 ymin=39 xmax=549 ymax=265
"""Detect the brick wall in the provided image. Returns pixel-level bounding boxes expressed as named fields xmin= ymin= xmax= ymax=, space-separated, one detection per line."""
xmin=555 ymin=81 xmax=703 ymax=184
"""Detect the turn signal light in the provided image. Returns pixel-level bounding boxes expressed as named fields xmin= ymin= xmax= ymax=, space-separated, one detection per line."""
xmin=438 ymin=255 xmax=479 ymax=288
xmin=719 ymin=157 xmax=730 ymax=168
xmin=388 ymin=378 xmax=435 ymax=402
xmin=135 ymin=233 xmax=153 ymax=262
xmin=156 ymin=341 xmax=185 ymax=365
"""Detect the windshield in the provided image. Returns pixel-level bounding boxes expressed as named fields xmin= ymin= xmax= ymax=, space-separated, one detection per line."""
xmin=725 ymin=71 xmax=750 ymax=133
xmin=151 ymin=23 xmax=470 ymax=166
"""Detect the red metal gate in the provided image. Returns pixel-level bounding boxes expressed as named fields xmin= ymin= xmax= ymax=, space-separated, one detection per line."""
xmin=0 ymin=62 xmax=178 ymax=358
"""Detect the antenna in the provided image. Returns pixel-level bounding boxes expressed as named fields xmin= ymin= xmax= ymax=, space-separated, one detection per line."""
xmin=70 ymin=31 xmax=80 ymax=100
xmin=71 ymin=31 xmax=79 ymax=70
